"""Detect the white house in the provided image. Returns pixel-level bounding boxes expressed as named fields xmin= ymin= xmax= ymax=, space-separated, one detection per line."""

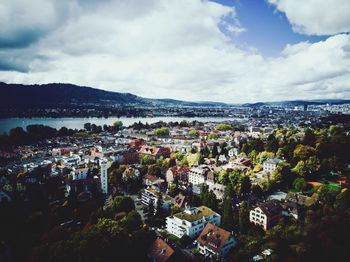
xmin=141 ymin=187 xmax=171 ymax=211
xmin=263 ymin=158 xmax=283 ymax=173
xmin=249 ymin=201 xmax=282 ymax=231
xmin=70 ymin=167 xmax=89 ymax=180
xmin=188 ymin=166 xmax=210 ymax=185
xmin=166 ymin=206 xmax=221 ymax=238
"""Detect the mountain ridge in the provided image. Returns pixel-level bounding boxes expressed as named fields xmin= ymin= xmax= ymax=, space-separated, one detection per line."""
xmin=0 ymin=82 xmax=349 ymax=108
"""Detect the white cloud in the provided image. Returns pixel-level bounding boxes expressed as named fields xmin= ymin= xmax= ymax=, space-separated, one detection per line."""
xmin=267 ymin=0 xmax=350 ymax=35
xmin=0 ymin=0 xmax=349 ymax=103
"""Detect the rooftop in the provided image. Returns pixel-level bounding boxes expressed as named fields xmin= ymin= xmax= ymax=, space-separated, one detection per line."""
xmin=197 ymin=223 xmax=232 ymax=253
xmin=173 ymin=206 xmax=216 ymax=222
xmin=148 ymin=238 xmax=174 ymax=262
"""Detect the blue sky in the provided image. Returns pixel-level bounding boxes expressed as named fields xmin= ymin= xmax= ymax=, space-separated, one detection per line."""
xmin=213 ymin=0 xmax=328 ymax=56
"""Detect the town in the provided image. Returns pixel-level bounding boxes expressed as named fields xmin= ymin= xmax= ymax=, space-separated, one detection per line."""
xmin=0 ymin=117 xmax=349 ymax=262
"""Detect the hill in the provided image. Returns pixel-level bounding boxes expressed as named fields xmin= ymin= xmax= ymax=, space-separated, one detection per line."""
xmin=0 ymin=82 xmax=228 ymax=108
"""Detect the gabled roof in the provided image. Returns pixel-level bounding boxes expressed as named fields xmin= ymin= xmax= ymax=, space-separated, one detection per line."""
xmin=197 ymin=223 xmax=232 ymax=253
xmin=257 ymin=200 xmax=282 ymax=217
xmin=148 ymin=238 xmax=174 ymax=262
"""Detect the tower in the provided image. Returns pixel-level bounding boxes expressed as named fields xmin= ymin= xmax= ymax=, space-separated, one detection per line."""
xmin=100 ymin=159 xmax=108 ymax=194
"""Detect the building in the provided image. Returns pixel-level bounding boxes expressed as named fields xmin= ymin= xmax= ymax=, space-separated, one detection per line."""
xmin=70 ymin=167 xmax=89 ymax=180
xmin=188 ymin=166 xmax=211 ymax=185
xmin=141 ymin=188 xmax=172 ymax=211
xmin=263 ymin=158 xmax=283 ymax=173
xmin=171 ymin=193 xmax=188 ymax=210
xmin=208 ymin=183 xmax=226 ymax=200
xmin=165 ymin=166 xmax=189 ymax=187
xmin=166 ymin=206 xmax=221 ymax=238
xmin=148 ymin=238 xmax=175 ymax=262
xmin=139 ymin=145 xmax=170 ymax=159
xmin=197 ymin=223 xmax=236 ymax=259
xmin=249 ymin=200 xmax=282 ymax=231
xmin=100 ymin=159 xmax=108 ymax=194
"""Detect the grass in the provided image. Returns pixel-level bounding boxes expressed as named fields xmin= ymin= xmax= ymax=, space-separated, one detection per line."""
xmin=174 ymin=206 xmax=215 ymax=222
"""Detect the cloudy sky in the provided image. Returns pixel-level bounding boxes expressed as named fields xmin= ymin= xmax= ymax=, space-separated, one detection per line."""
xmin=0 ymin=0 xmax=349 ymax=103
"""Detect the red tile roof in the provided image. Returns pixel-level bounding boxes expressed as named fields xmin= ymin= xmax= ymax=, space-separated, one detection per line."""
xmin=197 ymin=223 xmax=232 ymax=253
xmin=148 ymin=238 xmax=174 ymax=262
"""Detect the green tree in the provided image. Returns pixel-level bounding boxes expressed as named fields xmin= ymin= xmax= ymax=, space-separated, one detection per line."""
xmin=293 ymin=178 xmax=307 ymax=193
xmin=189 ymin=130 xmax=200 ymax=137
xmin=141 ymin=155 xmax=156 ymax=165
xmin=208 ymin=132 xmax=219 ymax=139
xmin=153 ymin=128 xmax=169 ymax=137
xmin=222 ymin=186 xmax=235 ymax=231
xmin=113 ymin=121 xmax=123 ymax=130
xmin=238 ymin=176 xmax=252 ymax=195
xmin=216 ymin=123 xmax=232 ymax=131
xmin=84 ymin=122 xmax=91 ymax=131
xmin=110 ymin=196 xmax=135 ymax=213
xmin=123 ymin=210 xmax=143 ymax=231
xmin=239 ymin=201 xmax=250 ymax=234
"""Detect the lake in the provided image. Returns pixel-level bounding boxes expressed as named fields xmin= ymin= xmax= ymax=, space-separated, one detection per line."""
xmin=0 ymin=116 xmax=244 ymax=134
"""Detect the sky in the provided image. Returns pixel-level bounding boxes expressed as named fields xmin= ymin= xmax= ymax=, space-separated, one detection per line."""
xmin=0 ymin=0 xmax=350 ymax=103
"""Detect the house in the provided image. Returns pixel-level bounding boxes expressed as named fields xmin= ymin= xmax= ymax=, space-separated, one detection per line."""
xmin=143 ymin=174 xmax=163 ymax=186
xmin=223 ymin=157 xmax=251 ymax=172
xmin=208 ymin=183 xmax=226 ymax=200
xmin=139 ymin=146 xmax=170 ymax=159
xmin=122 ymin=166 xmax=141 ymax=181
xmin=141 ymin=187 xmax=171 ymax=211
xmin=171 ymin=193 xmax=188 ymax=210
xmin=188 ymin=166 xmax=211 ymax=185
xmin=285 ymin=192 xmax=318 ymax=207
xmin=281 ymin=201 xmax=302 ymax=220
xmin=70 ymin=167 xmax=89 ymax=180
xmin=165 ymin=166 xmax=189 ymax=187
xmin=166 ymin=206 xmax=221 ymax=238
xmin=249 ymin=200 xmax=282 ymax=231
xmin=228 ymin=148 xmax=239 ymax=158
xmin=206 ymin=171 xmax=217 ymax=186
xmin=263 ymin=158 xmax=283 ymax=173
xmin=148 ymin=238 xmax=175 ymax=262
xmin=218 ymin=154 xmax=228 ymax=163
xmin=197 ymin=223 xmax=236 ymax=259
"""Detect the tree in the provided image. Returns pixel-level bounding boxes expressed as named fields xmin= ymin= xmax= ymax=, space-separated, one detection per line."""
xmin=189 ymin=130 xmax=200 ymax=137
xmin=168 ymin=158 xmax=176 ymax=168
xmin=113 ymin=121 xmax=123 ymax=130
xmin=168 ymin=183 xmax=177 ymax=197
xmin=110 ymin=196 xmax=135 ymax=213
xmin=141 ymin=155 xmax=156 ymax=165
xmin=84 ymin=122 xmax=91 ymax=131
xmin=265 ymin=134 xmax=279 ymax=153
xmin=212 ymin=144 xmax=219 ymax=157
xmin=222 ymin=186 xmax=235 ymax=231
xmin=153 ymin=128 xmax=169 ymax=137
xmin=239 ymin=201 xmax=250 ymax=234
xmin=239 ymin=176 xmax=251 ymax=195
xmin=208 ymin=132 xmax=219 ymax=139
xmin=155 ymin=196 xmax=163 ymax=218
xmin=293 ymin=144 xmax=316 ymax=160
xmin=124 ymin=210 xmax=142 ymax=232
xmin=148 ymin=199 xmax=155 ymax=218
xmin=302 ymin=128 xmax=316 ymax=147
xmin=251 ymin=185 xmax=264 ymax=198
xmin=216 ymin=123 xmax=232 ymax=131
xmin=293 ymin=178 xmax=307 ymax=193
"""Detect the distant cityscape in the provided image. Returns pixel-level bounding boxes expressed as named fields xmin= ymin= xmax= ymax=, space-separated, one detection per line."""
xmin=0 ymin=111 xmax=349 ymax=261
